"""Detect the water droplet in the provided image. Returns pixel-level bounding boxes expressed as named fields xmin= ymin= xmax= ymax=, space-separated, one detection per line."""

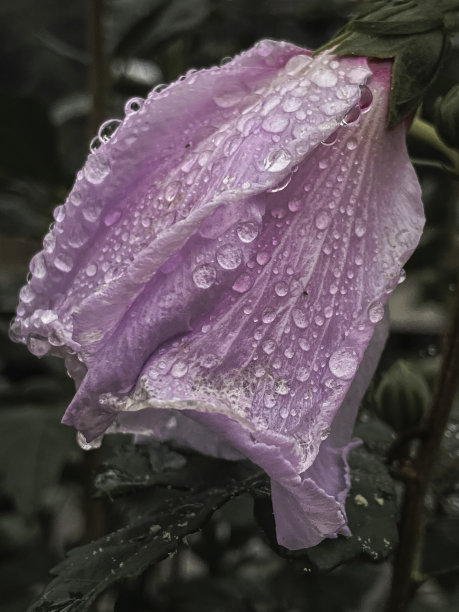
xmin=262 ymin=339 xmax=276 ymax=354
xmin=165 ymin=181 xmax=181 ymax=202
xmin=359 ymin=85 xmax=373 ymax=112
xmin=104 ymin=210 xmax=121 ymax=227
xmin=90 ymin=136 xmax=102 ymax=152
xmin=124 ymin=97 xmax=143 ymax=116
xmin=99 ymin=119 xmax=121 ymax=143
xmin=347 ymin=67 xmax=370 ymax=85
xmin=171 ymin=361 xmax=188 ymax=378
xmin=264 ymin=390 xmax=277 ymax=408
xmin=77 ymin=431 xmax=103 ymax=451
xmin=53 ymin=205 xmax=65 ymax=223
xmin=262 ymin=308 xmax=277 ymax=324
xmin=288 ymin=198 xmax=302 ymax=212
xmin=296 ymin=366 xmax=309 ymax=382
xmin=329 ymin=348 xmax=359 ymax=380
xmin=19 ymin=285 xmax=35 ymax=304
xmin=84 ymin=153 xmax=110 ymax=184
xmin=282 ymin=97 xmax=302 ymax=113
xmin=314 ymin=315 xmax=324 ymax=326
xmin=200 ymin=354 xmax=219 ymax=369
xmin=324 ymin=306 xmax=333 ymax=318
xmin=30 ymin=253 xmax=47 ymax=279
xmin=267 ymin=173 xmax=292 ymax=193
xmin=192 ymin=263 xmax=216 ymax=289
xmin=346 ymin=138 xmax=358 ymax=150
xmin=285 ymin=54 xmax=311 ymax=75
xmin=368 ymin=302 xmax=385 ymax=323
xmin=321 ymin=130 xmax=339 ymax=146
xmin=342 ymin=105 xmax=361 ymax=126
xmin=318 ymin=159 xmax=328 ymax=170
xmin=213 ymin=83 xmax=245 ymax=108
xmin=262 ymin=114 xmax=289 ymax=134
xmin=27 ymin=335 xmax=50 ymax=357
xmin=274 ymin=379 xmax=290 ymax=395
xmin=292 ymin=308 xmax=308 ymax=329
xmin=54 ymin=252 xmax=73 ymax=273
xmin=232 ymin=273 xmax=252 ymax=293
xmin=83 ymin=200 xmax=103 ymax=222
xmin=216 ymin=244 xmax=242 ymax=270
xmin=275 ymin=281 xmax=289 ymax=297
xmin=315 ymin=210 xmax=331 ymax=230
xmin=237 ymin=222 xmax=259 ymax=243
xmin=256 ymin=251 xmax=270 ymax=266
xmin=284 ymin=347 xmax=294 ymax=359
xmin=86 ymin=263 xmax=98 ymax=277
xmin=398 ymin=269 xmax=406 ymax=284
xmin=43 ymin=233 xmax=56 ymax=254
xmin=263 ymin=148 xmax=292 ymax=172
xmin=310 ymin=69 xmax=338 ymax=88
xmin=68 ymin=224 xmax=90 ymax=248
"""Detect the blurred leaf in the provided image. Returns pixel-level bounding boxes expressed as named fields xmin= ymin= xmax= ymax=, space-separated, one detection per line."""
xmin=113 ymin=0 xmax=210 ymax=58
xmin=28 ymin=461 xmax=267 ymax=612
xmin=0 ymin=406 xmax=76 ymax=515
xmin=423 ymin=518 xmax=459 ymax=576
xmin=0 ymin=94 xmax=64 ymax=185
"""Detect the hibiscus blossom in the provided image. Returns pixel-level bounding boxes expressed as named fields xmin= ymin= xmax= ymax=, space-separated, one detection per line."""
xmin=10 ymin=40 xmax=424 ymax=549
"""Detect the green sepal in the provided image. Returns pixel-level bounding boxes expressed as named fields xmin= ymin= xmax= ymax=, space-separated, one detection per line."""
xmin=319 ymin=0 xmax=458 ymax=127
xmin=434 ymin=84 xmax=459 ymax=149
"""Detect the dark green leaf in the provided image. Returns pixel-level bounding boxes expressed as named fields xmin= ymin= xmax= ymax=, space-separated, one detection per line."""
xmin=0 ymin=406 xmax=76 ymax=515
xmin=28 ymin=461 xmax=267 ymax=612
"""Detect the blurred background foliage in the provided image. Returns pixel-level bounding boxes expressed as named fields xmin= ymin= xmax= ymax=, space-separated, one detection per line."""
xmin=0 ymin=1 xmax=458 ymax=611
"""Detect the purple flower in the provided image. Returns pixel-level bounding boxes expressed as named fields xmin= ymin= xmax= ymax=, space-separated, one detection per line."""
xmin=10 ymin=41 xmax=424 ymax=549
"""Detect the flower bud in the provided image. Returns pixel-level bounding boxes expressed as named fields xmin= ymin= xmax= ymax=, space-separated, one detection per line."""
xmin=374 ymin=360 xmax=431 ymax=432
xmin=434 ymin=85 xmax=459 ymax=149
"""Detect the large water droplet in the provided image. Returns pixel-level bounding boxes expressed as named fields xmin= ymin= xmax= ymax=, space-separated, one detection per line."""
xmin=328 ymin=348 xmax=359 ymax=380
xmin=99 ymin=119 xmax=121 ymax=143
xmin=43 ymin=233 xmax=56 ymax=254
xmin=274 ymin=379 xmax=290 ymax=395
xmin=321 ymin=130 xmax=339 ymax=146
xmin=342 ymin=105 xmax=361 ymax=126
xmin=30 ymin=253 xmax=47 ymax=279
xmin=256 ymin=251 xmax=270 ymax=266
xmin=77 ymin=431 xmax=103 ymax=451
xmin=275 ymin=281 xmax=288 ymax=297
xmin=19 ymin=285 xmax=35 ymax=304
xmin=104 ymin=210 xmax=121 ymax=227
xmin=262 ymin=114 xmax=289 ymax=134
xmin=54 ymin=252 xmax=74 ymax=273
xmin=267 ymin=173 xmax=292 ymax=193
xmin=359 ymin=85 xmax=373 ymax=112
xmin=192 ymin=263 xmax=217 ymax=289
xmin=53 ymin=205 xmax=65 ymax=223
xmin=282 ymin=97 xmax=302 ymax=113
xmin=86 ymin=263 xmax=98 ymax=277
xmin=262 ymin=307 xmax=276 ymax=324
xmin=292 ymin=308 xmax=308 ymax=329
xmin=237 ymin=222 xmax=259 ymax=243
xmin=232 ymin=273 xmax=252 ymax=293
xmin=285 ymin=54 xmax=311 ymax=75
xmin=262 ymin=339 xmax=276 ymax=355
xmin=368 ymin=302 xmax=385 ymax=323
xmin=263 ymin=148 xmax=292 ymax=172
xmin=310 ymin=69 xmax=338 ymax=88
xmin=216 ymin=244 xmax=242 ymax=270
xmin=84 ymin=153 xmax=111 ymax=184
xmin=27 ymin=335 xmax=50 ymax=357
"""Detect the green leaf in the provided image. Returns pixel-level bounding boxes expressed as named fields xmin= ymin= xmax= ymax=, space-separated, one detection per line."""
xmin=28 ymin=461 xmax=267 ymax=612
xmin=0 ymin=407 xmax=76 ymax=515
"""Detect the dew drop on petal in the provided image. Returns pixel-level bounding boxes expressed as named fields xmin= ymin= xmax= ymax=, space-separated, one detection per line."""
xmin=346 ymin=138 xmax=358 ymax=151
xmin=262 ymin=339 xmax=276 ymax=355
xmin=104 ymin=210 xmax=122 ymax=227
xmin=213 ymin=83 xmax=245 ymax=108
xmin=299 ymin=338 xmax=310 ymax=352
xmin=262 ymin=307 xmax=277 ymax=324
xmin=86 ymin=263 xmax=98 ymax=277
xmin=329 ymin=348 xmax=359 ymax=380
xmin=30 ymin=253 xmax=47 ymax=279
xmin=359 ymin=85 xmax=373 ymax=112
xmin=315 ymin=210 xmax=331 ymax=230
xmin=98 ymin=119 xmax=121 ymax=143
xmin=261 ymin=114 xmax=289 ymax=134
xmin=256 ymin=251 xmax=270 ymax=266
xmin=77 ymin=431 xmax=103 ymax=451
xmin=354 ymin=218 xmax=366 ymax=237
xmin=275 ymin=281 xmax=289 ymax=297
xmin=321 ymin=130 xmax=339 ymax=146
xmin=342 ymin=105 xmax=361 ymax=126
xmin=232 ymin=273 xmax=252 ymax=293
xmin=274 ymin=379 xmax=290 ymax=395
xmin=192 ymin=263 xmax=216 ymax=288
xmin=237 ymin=222 xmax=259 ymax=243
xmin=263 ymin=148 xmax=292 ymax=172
xmin=368 ymin=302 xmax=385 ymax=323
xmin=124 ymin=97 xmax=144 ymax=116
xmin=398 ymin=269 xmax=406 ymax=284
xmin=19 ymin=285 xmax=35 ymax=304
xmin=54 ymin=252 xmax=74 ymax=273
xmin=84 ymin=153 xmax=111 ymax=184
xmin=43 ymin=233 xmax=56 ymax=254
xmin=310 ymin=69 xmax=338 ymax=88
xmin=288 ymin=198 xmax=302 ymax=212
xmin=216 ymin=244 xmax=242 ymax=270
xmin=292 ymin=308 xmax=308 ymax=329
xmin=285 ymin=54 xmax=312 ymax=75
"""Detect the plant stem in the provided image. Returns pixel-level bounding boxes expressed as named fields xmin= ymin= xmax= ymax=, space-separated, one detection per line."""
xmin=88 ymin=0 xmax=108 ymax=138
xmin=385 ymin=274 xmax=459 ymax=610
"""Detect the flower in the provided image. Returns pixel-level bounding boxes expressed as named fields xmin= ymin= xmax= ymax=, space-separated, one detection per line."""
xmin=10 ymin=40 xmax=424 ymax=549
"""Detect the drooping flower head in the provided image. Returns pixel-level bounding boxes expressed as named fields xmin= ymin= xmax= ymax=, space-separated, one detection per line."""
xmin=10 ymin=41 xmax=424 ymax=549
